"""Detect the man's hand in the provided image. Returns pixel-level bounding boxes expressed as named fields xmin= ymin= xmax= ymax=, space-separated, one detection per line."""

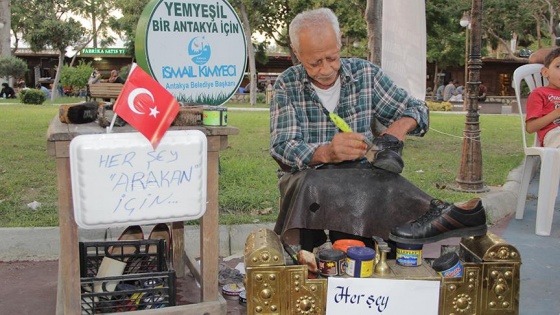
xmin=311 ymin=132 xmax=368 ymax=165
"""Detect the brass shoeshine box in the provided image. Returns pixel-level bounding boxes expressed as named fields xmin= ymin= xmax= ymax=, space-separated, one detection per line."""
xmin=243 ymin=229 xmax=520 ymax=315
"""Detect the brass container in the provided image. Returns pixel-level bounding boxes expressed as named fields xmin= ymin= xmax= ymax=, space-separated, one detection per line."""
xmin=244 ymin=228 xmax=285 ymax=267
xmin=244 ymin=230 xmax=521 ymax=315
xmin=438 ymin=233 xmax=521 ymax=315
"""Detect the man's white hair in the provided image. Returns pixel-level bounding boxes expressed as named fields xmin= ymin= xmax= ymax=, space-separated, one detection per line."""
xmin=289 ymin=8 xmax=342 ymax=51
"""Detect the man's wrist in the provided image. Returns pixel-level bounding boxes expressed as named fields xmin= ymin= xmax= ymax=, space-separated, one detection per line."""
xmin=310 ymin=143 xmax=332 ymax=165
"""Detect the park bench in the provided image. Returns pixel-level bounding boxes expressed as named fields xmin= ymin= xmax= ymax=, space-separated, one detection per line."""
xmin=86 ymin=82 xmax=124 ymax=102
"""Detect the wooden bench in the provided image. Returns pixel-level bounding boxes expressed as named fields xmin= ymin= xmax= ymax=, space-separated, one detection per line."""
xmin=86 ymin=82 xmax=124 ymax=101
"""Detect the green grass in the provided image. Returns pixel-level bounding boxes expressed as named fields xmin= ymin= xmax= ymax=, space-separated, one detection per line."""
xmin=0 ymin=105 xmax=60 ymax=227
xmin=0 ymin=100 xmax=530 ymax=227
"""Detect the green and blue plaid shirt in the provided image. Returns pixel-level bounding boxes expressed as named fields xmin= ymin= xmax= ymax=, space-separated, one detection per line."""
xmin=270 ymin=58 xmax=429 ymax=171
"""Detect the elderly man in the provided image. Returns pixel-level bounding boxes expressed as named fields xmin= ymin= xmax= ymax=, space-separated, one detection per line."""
xmin=270 ymin=8 xmax=487 ymax=251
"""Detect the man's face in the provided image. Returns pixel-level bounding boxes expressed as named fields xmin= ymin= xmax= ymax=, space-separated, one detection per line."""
xmin=294 ymin=25 xmax=341 ymax=88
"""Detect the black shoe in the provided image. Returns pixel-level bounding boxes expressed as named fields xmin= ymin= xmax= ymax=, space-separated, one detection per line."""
xmin=372 ymin=149 xmax=404 ymax=173
xmin=388 ymin=198 xmax=487 ymax=244
xmin=370 ymin=134 xmax=403 ymax=155
xmin=371 ymin=134 xmax=404 ymax=173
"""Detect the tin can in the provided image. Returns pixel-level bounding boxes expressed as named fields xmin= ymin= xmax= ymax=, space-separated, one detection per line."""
xmin=396 ymin=243 xmax=423 ymax=267
xmin=239 ymin=290 xmax=247 ymax=305
xmin=346 ymin=246 xmax=375 ymax=277
xmin=203 ymin=106 xmax=228 ymax=126
xmin=432 ymin=252 xmax=463 ymax=278
xmin=317 ymin=249 xmax=346 ymax=277
xmin=222 ymin=283 xmax=244 ymax=300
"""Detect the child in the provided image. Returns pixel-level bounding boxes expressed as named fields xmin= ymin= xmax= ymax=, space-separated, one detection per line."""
xmin=525 ymin=48 xmax=560 ymax=148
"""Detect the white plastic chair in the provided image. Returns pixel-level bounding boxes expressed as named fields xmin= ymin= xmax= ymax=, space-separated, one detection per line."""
xmin=512 ymin=63 xmax=560 ymax=236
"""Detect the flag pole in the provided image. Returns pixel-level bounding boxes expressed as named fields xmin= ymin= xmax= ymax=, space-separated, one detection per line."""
xmin=106 ymin=63 xmax=138 ymax=134
xmin=106 ymin=112 xmax=119 ymax=133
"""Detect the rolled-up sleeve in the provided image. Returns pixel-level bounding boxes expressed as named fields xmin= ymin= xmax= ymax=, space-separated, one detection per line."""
xmin=270 ymin=80 xmax=322 ymax=170
xmin=371 ymin=69 xmax=429 ymax=136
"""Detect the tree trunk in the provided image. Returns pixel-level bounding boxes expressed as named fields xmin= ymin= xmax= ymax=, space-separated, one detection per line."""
xmin=51 ymin=51 xmax=65 ymax=100
xmin=432 ymin=63 xmax=439 ymax=101
xmin=239 ymin=2 xmax=256 ymax=106
xmin=365 ymin=0 xmax=382 ymax=65
xmin=0 ymin=0 xmax=11 ymax=84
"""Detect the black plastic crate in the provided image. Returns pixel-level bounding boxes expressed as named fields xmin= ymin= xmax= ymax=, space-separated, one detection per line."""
xmin=79 ymin=240 xmax=176 ymax=313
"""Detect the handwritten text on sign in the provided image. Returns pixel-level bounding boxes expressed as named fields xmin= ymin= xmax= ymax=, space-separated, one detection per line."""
xmin=326 ymin=277 xmax=440 ymax=315
xmin=70 ymin=130 xmax=207 ymax=229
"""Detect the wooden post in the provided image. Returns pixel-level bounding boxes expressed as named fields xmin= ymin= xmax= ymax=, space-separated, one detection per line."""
xmin=366 ymin=0 xmax=382 ymax=65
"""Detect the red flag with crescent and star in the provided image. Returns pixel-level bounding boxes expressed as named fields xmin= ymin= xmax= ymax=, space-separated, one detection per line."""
xmin=113 ymin=64 xmax=180 ymax=149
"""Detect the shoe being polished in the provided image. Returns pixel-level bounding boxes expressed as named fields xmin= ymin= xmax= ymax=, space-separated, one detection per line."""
xmin=370 ymin=134 xmax=404 ymax=173
xmin=389 ymin=198 xmax=487 ymax=244
xmin=370 ymin=134 xmax=404 ymax=155
xmin=372 ymin=149 xmax=404 ymax=174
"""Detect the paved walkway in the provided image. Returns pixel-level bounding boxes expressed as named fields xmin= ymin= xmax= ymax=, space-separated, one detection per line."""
xmin=0 ymin=171 xmax=558 ymax=314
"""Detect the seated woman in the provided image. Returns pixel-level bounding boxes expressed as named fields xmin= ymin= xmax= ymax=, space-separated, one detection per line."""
xmin=108 ymin=70 xmax=125 ymax=84
xmin=1 ymin=83 xmax=17 ymax=98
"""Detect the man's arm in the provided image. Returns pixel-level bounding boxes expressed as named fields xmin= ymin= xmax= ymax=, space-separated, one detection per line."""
xmin=529 ymin=48 xmax=553 ymax=64
xmin=381 ymin=117 xmax=418 ymax=141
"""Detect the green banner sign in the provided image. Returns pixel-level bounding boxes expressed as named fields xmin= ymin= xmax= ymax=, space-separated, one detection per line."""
xmin=80 ymin=48 xmax=127 ymax=55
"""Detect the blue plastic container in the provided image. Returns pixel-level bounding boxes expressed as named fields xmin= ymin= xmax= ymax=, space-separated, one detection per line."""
xmin=345 ymin=246 xmax=375 ymax=277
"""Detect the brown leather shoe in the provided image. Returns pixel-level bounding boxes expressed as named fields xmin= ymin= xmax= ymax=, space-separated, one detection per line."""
xmin=388 ymin=198 xmax=487 ymax=244
xmin=109 ymin=225 xmax=144 ymax=259
xmin=148 ymin=223 xmax=171 ymax=257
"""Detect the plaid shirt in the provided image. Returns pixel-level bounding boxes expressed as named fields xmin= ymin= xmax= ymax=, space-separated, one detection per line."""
xmin=270 ymin=58 xmax=429 ymax=171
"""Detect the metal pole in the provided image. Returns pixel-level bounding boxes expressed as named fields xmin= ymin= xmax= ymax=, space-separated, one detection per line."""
xmin=455 ymin=0 xmax=488 ymax=192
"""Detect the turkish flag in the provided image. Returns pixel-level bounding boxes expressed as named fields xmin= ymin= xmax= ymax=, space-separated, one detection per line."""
xmin=113 ymin=64 xmax=179 ymax=149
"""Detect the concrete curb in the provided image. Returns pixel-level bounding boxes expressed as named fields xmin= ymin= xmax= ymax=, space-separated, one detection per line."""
xmin=0 ymin=167 xmax=522 ymax=262
xmin=480 ymin=165 xmax=522 ymax=224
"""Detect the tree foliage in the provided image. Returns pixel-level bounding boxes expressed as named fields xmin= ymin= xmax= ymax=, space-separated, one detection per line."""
xmin=59 ymin=60 xmax=95 ymax=89
xmin=111 ymin=0 xmax=151 ymax=57
xmin=0 ymin=56 xmax=28 ymax=80
xmin=20 ymin=0 xmax=87 ymax=99
xmin=242 ymin=0 xmax=366 ymax=64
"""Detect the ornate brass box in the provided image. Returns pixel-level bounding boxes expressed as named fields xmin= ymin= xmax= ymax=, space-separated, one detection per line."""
xmin=244 ymin=229 xmax=520 ymax=315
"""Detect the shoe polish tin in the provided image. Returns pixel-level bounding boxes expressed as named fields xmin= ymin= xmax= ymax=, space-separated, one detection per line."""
xmin=222 ymin=283 xmax=244 ymax=300
xmin=203 ymin=106 xmax=228 ymax=126
xmin=317 ymin=249 xmax=346 ymax=277
xmin=346 ymin=246 xmax=375 ymax=277
xmin=432 ymin=252 xmax=463 ymax=278
xmin=238 ymin=290 xmax=247 ymax=305
xmin=396 ymin=243 xmax=423 ymax=267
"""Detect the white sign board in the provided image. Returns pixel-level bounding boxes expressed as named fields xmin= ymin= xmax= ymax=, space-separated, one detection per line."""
xmin=69 ymin=130 xmax=207 ymax=229
xmin=326 ymin=277 xmax=440 ymax=315
xmin=135 ymin=0 xmax=247 ymax=105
